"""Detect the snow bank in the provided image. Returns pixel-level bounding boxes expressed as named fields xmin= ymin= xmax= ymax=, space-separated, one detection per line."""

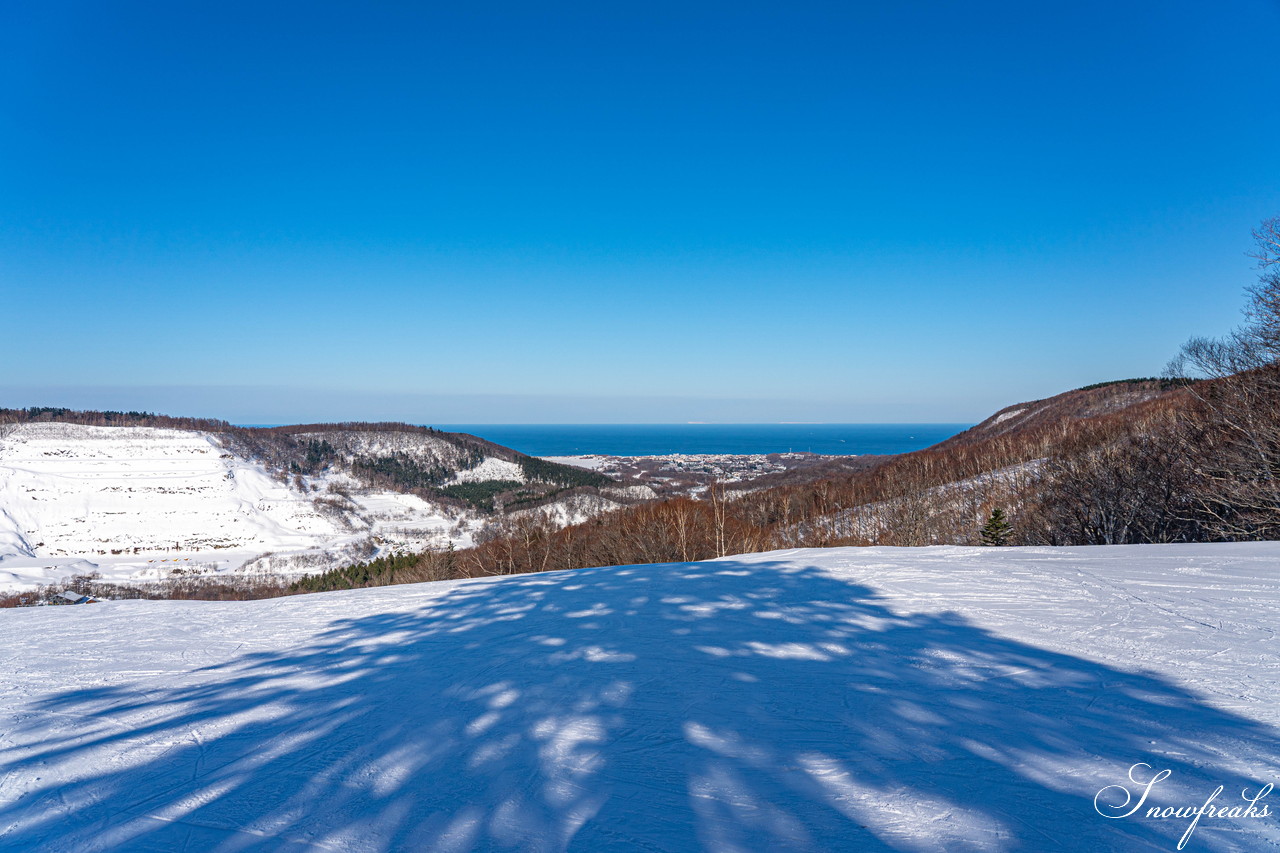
xmin=1 ymin=542 xmax=1277 ymax=851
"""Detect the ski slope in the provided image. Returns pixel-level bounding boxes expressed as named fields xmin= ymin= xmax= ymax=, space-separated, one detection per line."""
xmin=1 ymin=543 xmax=1278 ymax=851
xmin=0 ymin=423 xmax=340 ymax=557
xmin=0 ymin=424 xmax=469 ymax=589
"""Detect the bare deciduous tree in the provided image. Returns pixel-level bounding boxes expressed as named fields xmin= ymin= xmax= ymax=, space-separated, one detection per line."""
xmin=1168 ymin=217 xmax=1280 ymax=538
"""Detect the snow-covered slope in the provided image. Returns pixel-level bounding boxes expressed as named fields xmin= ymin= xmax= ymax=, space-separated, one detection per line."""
xmin=447 ymin=456 xmax=525 ymax=484
xmin=0 ymin=423 xmax=340 ymax=556
xmin=1 ymin=543 xmax=1277 ymax=851
xmin=0 ymin=424 xmax=472 ymax=589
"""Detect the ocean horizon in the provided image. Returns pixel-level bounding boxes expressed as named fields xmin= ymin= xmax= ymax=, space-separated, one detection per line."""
xmin=432 ymin=423 xmax=971 ymax=457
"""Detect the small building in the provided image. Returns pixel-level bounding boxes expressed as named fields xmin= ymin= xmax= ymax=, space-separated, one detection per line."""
xmin=57 ymin=591 xmax=93 ymax=605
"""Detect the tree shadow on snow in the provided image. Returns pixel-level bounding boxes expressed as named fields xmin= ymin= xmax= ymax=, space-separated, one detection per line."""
xmin=2 ymin=560 xmax=1278 ymax=852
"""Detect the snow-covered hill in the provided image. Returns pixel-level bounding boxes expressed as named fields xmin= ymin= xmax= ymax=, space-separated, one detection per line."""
xmin=0 ymin=423 xmax=343 ymax=557
xmin=1 ymin=543 xmax=1277 ymax=851
xmin=0 ymin=423 xmax=474 ymax=589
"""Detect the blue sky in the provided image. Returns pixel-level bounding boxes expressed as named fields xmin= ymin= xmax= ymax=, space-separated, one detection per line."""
xmin=3 ymin=1 xmax=1278 ymax=423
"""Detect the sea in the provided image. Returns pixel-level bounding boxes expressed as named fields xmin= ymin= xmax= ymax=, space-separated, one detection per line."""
xmin=433 ymin=424 xmax=970 ymax=457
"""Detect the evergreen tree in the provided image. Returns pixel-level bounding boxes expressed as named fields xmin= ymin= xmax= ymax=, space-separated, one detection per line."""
xmin=980 ymin=508 xmax=1013 ymax=546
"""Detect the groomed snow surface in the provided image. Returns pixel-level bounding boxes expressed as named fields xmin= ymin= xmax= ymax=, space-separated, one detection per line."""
xmin=2 ymin=543 xmax=1279 ymax=852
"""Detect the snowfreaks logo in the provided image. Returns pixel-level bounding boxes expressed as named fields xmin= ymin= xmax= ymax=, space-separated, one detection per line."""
xmin=1094 ymin=763 xmax=1273 ymax=850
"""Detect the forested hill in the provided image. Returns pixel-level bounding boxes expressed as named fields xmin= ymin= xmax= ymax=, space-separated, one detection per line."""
xmin=931 ymin=378 xmax=1196 ymax=449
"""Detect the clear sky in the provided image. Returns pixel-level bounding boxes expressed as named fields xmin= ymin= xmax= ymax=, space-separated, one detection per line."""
xmin=3 ymin=1 xmax=1279 ymax=424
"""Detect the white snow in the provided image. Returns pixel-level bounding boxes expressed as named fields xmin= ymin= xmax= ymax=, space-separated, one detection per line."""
xmin=447 ymin=457 xmax=525 ymax=484
xmin=0 ymin=423 xmax=339 ymax=556
xmin=992 ymin=408 xmax=1026 ymax=425
xmin=540 ymin=455 xmax=608 ymax=470
xmin=1 ymin=542 xmax=1278 ymax=851
xmin=0 ymin=424 xmax=472 ymax=589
